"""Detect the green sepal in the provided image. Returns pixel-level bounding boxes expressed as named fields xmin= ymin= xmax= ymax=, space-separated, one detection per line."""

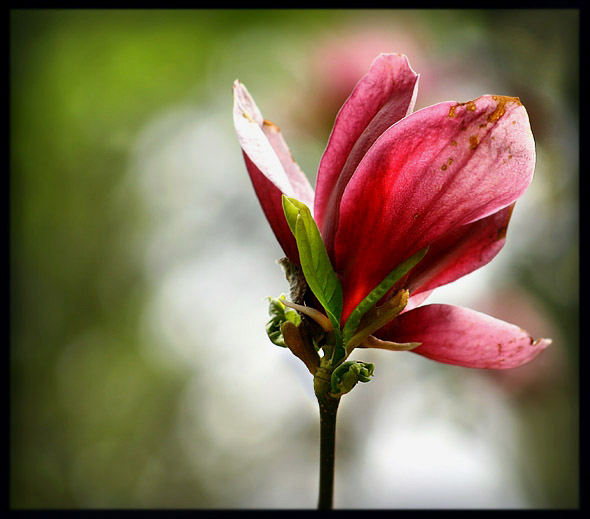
xmin=342 ymin=246 xmax=429 ymax=347
xmin=346 ymin=289 xmax=409 ymax=351
xmin=330 ymin=360 xmax=375 ymax=397
xmin=281 ymin=196 xmax=344 ymax=354
xmin=265 ymin=295 xmax=302 ymax=347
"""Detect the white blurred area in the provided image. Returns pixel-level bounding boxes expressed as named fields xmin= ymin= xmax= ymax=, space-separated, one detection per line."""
xmin=126 ymin=31 xmax=564 ymax=508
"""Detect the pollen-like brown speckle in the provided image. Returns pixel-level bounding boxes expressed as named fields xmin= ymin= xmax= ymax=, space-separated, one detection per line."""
xmin=263 ymin=119 xmax=280 ymax=131
xmin=469 ymin=135 xmax=480 ymax=150
xmin=487 ymin=96 xmax=521 ymax=124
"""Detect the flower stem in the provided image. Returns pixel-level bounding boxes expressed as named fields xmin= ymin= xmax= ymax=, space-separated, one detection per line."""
xmin=314 ymin=367 xmax=341 ymax=509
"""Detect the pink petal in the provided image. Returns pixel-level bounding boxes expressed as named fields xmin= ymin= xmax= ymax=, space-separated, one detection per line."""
xmin=314 ymin=53 xmax=419 ymax=250
xmin=334 ymin=95 xmax=535 ymax=323
xmin=405 ymin=204 xmax=515 ymax=296
xmin=376 ymin=304 xmax=551 ymax=369
xmin=233 ymin=80 xmax=314 ymax=260
xmin=404 ymin=290 xmax=433 ymax=312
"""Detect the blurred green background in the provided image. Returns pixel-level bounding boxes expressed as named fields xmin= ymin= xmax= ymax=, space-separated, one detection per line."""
xmin=11 ymin=9 xmax=578 ymax=509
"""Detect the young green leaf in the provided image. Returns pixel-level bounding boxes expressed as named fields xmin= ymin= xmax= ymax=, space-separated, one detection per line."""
xmin=282 ymin=196 xmax=303 ymax=236
xmin=341 ymin=246 xmax=429 ymax=346
xmin=281 ymin=195 xmax=343 ymax=336
xmin=265 ymin=295 xmax=302 ymax=347
xmin=330 ymin=360 xmax=375 ymax=397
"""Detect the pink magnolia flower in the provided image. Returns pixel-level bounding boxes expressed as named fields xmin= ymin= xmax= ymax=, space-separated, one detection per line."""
xmin=233 ymin=53 xmax=551 ymax=370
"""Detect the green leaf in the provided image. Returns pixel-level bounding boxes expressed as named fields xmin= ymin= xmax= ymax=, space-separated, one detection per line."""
xmin=282 ymin=196 xmax=303 ymax=236
xmin=342 ymin=246 xmax=429 ymax=346
xmin=281 ymin=196 xmax=343 ymax=335
xmin=265 ymin=295 xmax=301 ymax=347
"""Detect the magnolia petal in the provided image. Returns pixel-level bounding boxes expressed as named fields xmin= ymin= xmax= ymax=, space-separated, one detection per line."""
xmin=377 ymin=304 xmax=551 ymax=369
xmin=404 ymin=290 xmax=433 ymax=312
xmin=314 ymin=53 xmax=419 ymax=249
xmin=334 ymin=95 xmax=535 ymax=322
xmin=233 ymin=80 xmax=314 ymax=261
xmin=233 ymin=80 xmax=291 ymax=195
xmin=261 ymin=119 xmax=315 ymax=207
xmin=405 ymin=204 xmax=515 ymax=296
xmin=243 ymin=153 xmax=300 ymax=261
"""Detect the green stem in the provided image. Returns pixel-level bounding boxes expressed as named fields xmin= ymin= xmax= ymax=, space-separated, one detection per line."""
xmin=314 ymin=367 xmax=341 ymax=510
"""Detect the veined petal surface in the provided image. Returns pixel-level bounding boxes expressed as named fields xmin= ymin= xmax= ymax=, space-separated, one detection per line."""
xmin=314 ymin=53 xmax=419 ymax=249
xmin=334 ymin=95 xmax=535 ymax=322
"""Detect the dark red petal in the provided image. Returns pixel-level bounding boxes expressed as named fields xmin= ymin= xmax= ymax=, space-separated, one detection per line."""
xmin=334 ymin=96 xmax=535 ymax=322
xmin=314 ymin=53 xmax=419 ymax=250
